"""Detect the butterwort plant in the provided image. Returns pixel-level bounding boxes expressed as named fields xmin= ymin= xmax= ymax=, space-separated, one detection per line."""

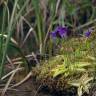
xmin=84 ymin=28 xmax=93 ymax=50
xmin=49 ymin=26 xmax=69 ymax=54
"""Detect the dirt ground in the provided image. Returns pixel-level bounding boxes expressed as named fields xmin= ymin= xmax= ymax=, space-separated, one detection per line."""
xmin=0 ymin=77 xmax=53 ymax=96
xmin=0 ymin=77 xmax=95 ymax=96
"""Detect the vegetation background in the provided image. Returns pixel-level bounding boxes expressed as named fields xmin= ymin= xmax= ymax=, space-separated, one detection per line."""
xmin=0 ymin=0 xmax=96 ymax=96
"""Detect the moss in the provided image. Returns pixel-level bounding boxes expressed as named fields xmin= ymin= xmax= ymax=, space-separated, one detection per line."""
xmin=32 ymin=35 xmax=96 ymax=92
xmin=35 ymin=55 xmax=65 ymax=79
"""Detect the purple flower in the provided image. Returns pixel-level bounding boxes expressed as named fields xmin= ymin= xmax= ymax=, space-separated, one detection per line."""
xmin=84 ymin=28 xmax=93 ymax=37
xmin=85 ymin=31 xmax=91 ymax=37
xmin=50 ymin=26 xmax=68 ymax=38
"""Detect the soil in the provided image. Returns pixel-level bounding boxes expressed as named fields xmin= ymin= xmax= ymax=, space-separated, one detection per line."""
xmin=0 ymin=77 xmax=52 ymax=96
xmin=0 ymin=72 xmax=94 ymax=96
xmin=0 ymin=76 xmax=77 ymax=96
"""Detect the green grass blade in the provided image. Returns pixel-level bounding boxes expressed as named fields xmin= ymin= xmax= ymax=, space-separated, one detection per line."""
xmin=0 ymin=0 xmax=19 ymax=78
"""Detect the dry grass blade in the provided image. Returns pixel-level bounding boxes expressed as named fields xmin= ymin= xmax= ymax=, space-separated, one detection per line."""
xmin=40 ymin=0 xmax=48 ymax=20
xmin=0 ymin=0 xmax=4 ymax=5
xmin=21 ymin=27 xmax=33 ymax=47
xmin=7 ymin=54 xmax=34 ymax=64
xmin=0 ymin=34 xmax=18 ymax=45
xmin=34 ymin=84 xmax=42 ymax=96
xmin=9 ymin=71 xmax=32 ymax=88
xmin=6 ymin=55 xmax=15 ymax=69
xmin=56 ymin=0 xmax=61 ymax=14
xmin=0 ymin=88 xmax=18 ymax=91
xmin=1 ymin=65 xmax=20 ymax=96
xmin=1 ymin=67 xmax=23 ymax=80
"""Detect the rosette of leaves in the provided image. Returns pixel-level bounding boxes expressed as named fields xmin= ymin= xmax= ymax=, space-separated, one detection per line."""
xmin=86 ymin=29 xmax=96 ymax=57
xmin=68 ymin=74 xmax=93 ymax=96
xmin=34 ymin=52 xmax=95 ymax=94
xmin=51 ymin=52 xmax=95 ymax=78
xmin=34 ymin=29 xmax=96 ymax=95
